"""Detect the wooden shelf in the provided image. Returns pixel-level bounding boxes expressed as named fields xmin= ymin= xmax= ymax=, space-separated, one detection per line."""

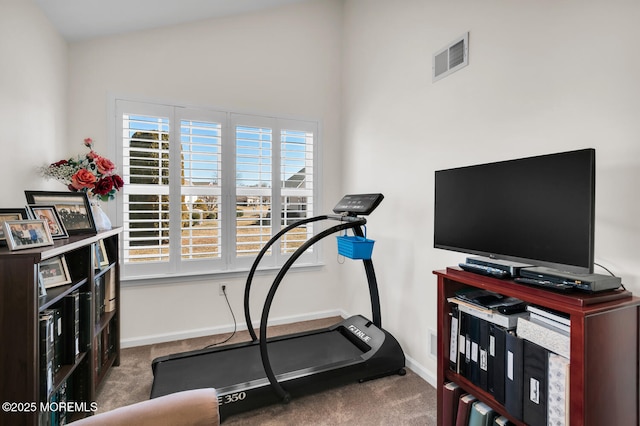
xmin=434 ymin=267 xmax=640 ymax=426
xmin=0 ymin=229 xmax=121 ymax=426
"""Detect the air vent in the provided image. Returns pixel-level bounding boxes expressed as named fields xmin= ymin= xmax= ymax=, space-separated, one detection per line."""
xmin=432 ymin=32 xmax=469 ymax=82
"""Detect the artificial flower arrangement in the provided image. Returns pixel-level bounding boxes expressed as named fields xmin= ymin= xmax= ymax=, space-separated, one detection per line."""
xmin=41 ymin=138 xmax=124 ymax=201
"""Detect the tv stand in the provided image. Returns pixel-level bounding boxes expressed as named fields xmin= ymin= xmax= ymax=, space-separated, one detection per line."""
xmin=434 ymin=267 xmax=639 ymax=425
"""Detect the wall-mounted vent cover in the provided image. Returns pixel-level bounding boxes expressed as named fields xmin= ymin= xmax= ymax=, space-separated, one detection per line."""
xmin=432 ymin=32 xmax=469 ymax=82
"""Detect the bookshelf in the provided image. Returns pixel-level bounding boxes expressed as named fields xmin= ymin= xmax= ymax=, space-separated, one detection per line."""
xmin=0 ymin=228 xmax=121 ymax=426
xmin=434 ymin=267 xmax=640 ymax=426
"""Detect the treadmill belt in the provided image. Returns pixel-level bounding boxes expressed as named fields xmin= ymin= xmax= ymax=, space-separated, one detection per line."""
xmin=152 ymin=329 xmax=364 ymax=396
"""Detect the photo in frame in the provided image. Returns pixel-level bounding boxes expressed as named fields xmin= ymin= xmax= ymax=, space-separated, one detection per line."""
xmin=26 ymin=204 xmax=69 ymax=239
xmin=0 ymin=208 xmax=28 ymax=245
xmin=39 ymin=255 xmax=72 ymax=289
xmin=95 ymin=239 xmax=109 ymax=269
xmin=3 ymin=219 xmax=54 ymax=251
xmin=24 ymin=191 xmax=96 ymax=235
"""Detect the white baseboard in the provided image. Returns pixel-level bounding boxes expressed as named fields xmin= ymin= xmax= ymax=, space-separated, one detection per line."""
xmin=404 ymin=353 xmax=437 ymax=388
xmin=120 ymin=309 xmax=348 ymax=348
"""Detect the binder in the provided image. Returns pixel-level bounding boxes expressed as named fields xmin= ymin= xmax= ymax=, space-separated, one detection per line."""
xmin=516 ymin=316 xmax=570 ymax=359
xmin=469 ymin=315 xmax=481 ymax=386
xmin=468 ymin=400 xmax=497 ymax=426
xmin=443 ymin=382 xmax=464 ymax=426
xmin=479 ymin=318 xmax=489 ymax=391
xmin=449 ymin=304 xmax=460 ymax=372
xmin=547 ymin=353 xmax=570 ymax=426
xmin=459 ymin=311 xmax=470 ymax=378
xmin=523 ymin=339 xmax=548 ymax=426
xmin=504 ymin=331 xmax=524 ymax=421
xmin=488 ymin=323 xmax=506 ymax=405
xmin=455 ymin=393 xmax=477 ymax=426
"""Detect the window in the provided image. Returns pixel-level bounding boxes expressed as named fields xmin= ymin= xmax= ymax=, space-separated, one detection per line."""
xmin=115 ymin=100 xmax=319 ymax=279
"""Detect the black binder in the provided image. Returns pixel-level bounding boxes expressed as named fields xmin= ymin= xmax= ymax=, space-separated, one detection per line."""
xmin=468 ymin=315 xmax=481 ymax=386
xmin=488 ymin=323 xmax=506 ymax=404
xmin=523 ymin=340 xmax=548 ymax=426
xmin=459 ymin=311 xmax=470 ymax=378
xmin=479 ymin=318 xmax=489 ymax=391
xmin=504 ymin=331 xmax=524 ymax=421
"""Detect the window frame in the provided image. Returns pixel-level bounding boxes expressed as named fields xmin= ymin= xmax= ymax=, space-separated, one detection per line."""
xmin=111 ymin=97 xmax=322 ymax=281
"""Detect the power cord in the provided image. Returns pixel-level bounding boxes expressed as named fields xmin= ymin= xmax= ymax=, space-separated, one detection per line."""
xmin=203 ymin=284 xmax=237 ymax=349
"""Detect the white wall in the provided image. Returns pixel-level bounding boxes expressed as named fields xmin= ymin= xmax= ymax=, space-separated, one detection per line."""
xmin=66 ymin=0 xmax=346 ymax=346
xmin=0 ymin=0 xmax=68 ymax=204
xmin=341 ymin=0 xmax=640 ymax=382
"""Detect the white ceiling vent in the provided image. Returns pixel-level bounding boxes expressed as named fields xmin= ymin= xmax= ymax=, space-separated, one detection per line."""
xmin=432 ymin=32 xmax=469 ymax=82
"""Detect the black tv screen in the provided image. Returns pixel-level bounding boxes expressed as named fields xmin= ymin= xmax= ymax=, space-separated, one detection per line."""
xmin=434 ymin=148 xmax=596 ymax=274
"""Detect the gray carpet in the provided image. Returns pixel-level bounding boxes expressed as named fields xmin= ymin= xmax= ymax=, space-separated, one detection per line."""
xmin=95 ymin=317 xmax=437 ymax=425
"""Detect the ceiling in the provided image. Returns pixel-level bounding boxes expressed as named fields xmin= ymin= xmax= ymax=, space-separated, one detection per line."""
xmin=34 ymin=0 xmax=312 ymax=42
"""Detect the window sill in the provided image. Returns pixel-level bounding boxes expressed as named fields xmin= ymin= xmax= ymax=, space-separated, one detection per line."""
xmin=121 ymin=262 xmax=326 ymax=287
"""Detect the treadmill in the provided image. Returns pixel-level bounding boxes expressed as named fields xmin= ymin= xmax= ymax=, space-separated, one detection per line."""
xmin=150 ymin=194 xmax=406 ymax=422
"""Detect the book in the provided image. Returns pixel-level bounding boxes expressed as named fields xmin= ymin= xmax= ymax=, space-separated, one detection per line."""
xmin=79 ymin=291 xmax=93 ymax=351
xmin=105 ymin=269 xmax=117 ymax=312
xmin=528 ymin=312 xmax=570 ymax=333
xmin=468 ymin=400 xmax=497 ymax=426
xmin=448 ymin=297 xmax=527 ymax=330
xmin=547 ymin=353 xmax=570 ymax=426
xmin=516 ymin=316 xmax=570 ymax=359
xmin=443 ymin=382 xmax=464 ymax=426
xmin=523 ymin=340 xmax=548 ymax=426
xmin=63 ymin=291 xmax=80 ymax=364
xmin=39 ymin=311 xmax=54 ymax=401
xmin=488 ymin=323 xmax=506 ymax=405
xmin=504 ymin=331 xmax=524 ymax=421
xmin=455 ymin=393 xmax=477 ymax=426
xmin=493 ymin=416 xmax=514 ymax=425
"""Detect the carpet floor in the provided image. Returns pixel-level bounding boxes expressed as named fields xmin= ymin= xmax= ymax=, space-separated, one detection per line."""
xmin=95 ymin=317 xmax=437 ymax=425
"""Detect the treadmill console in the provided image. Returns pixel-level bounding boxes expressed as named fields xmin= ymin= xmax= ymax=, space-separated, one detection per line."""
xmin=333 ymin=193 xmax=384 ymax=216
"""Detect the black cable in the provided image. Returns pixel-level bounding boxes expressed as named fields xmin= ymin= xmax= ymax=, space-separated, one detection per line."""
xmin=203 ymin=285 xmax=237 ymax=349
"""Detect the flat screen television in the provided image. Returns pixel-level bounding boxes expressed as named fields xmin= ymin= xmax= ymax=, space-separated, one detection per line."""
xmin=434 ymin=148 xmax=596 ymax=274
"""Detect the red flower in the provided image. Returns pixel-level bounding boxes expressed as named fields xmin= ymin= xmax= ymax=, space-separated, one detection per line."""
xmin=94 ymin=156 xmax=115 ymax=174
xmin=51 ymin=159 xmax=69 ymax=167
xmin=93 ymin=176 xmax=115 ymax=196
xmin=71 ymin=169 xmax=97 ymax=190
xmin=112 ymin=174 xmax=124 ymax=190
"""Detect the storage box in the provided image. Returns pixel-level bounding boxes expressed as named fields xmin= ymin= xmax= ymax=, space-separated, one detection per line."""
xmin=336 ymin=234 xmax=375 ymax=260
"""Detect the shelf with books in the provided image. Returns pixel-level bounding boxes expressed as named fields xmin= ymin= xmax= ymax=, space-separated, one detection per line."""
xmin=0 ymin=228 xmax=121 ymax=426
xmin=434 ymin=267 xmax=640 ymax=426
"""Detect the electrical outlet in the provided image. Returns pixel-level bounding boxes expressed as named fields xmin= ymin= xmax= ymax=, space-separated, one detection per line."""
xmin=219 ymin=283 xmax=227 ymax=296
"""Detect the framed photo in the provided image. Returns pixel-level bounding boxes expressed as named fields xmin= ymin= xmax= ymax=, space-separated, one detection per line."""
xmin=26 ymin=205 xmax=69 ymax=239
xmin=3 ymin=219 xmax=54 ymax=251
xmin=95 ymin=239 xmax=109 ymax=269
xmin=39 ymin=255 xmax=72 ymax=288
xmin=0 ymin=208 xmax=28 ymax=245
xmin=24 ymin=191 xmax=96 ymax=235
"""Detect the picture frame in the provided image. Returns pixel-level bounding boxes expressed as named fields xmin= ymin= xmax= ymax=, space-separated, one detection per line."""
xmin=95 ymin=239 xmax=109 ymax=269
xmin=3 ymin=219 xmax=54 ymax=251
xmin=39 ymin=255 xmax=72 ymax=288
xmin=26 ymin=204 xmax=69 ymax=239
xmin=24 ymin=191 xmax=96 ymax=235
xmin=0 ymin=208 xmax=28 ymax=245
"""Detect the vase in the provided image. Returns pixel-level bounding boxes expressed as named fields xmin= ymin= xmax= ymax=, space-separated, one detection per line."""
xmin=91 ymin=201 xmax=112 ymax=232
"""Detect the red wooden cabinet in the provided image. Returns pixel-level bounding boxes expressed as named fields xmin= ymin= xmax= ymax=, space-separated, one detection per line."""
xmin=434 ymin=267 xmax=639 ymax=426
